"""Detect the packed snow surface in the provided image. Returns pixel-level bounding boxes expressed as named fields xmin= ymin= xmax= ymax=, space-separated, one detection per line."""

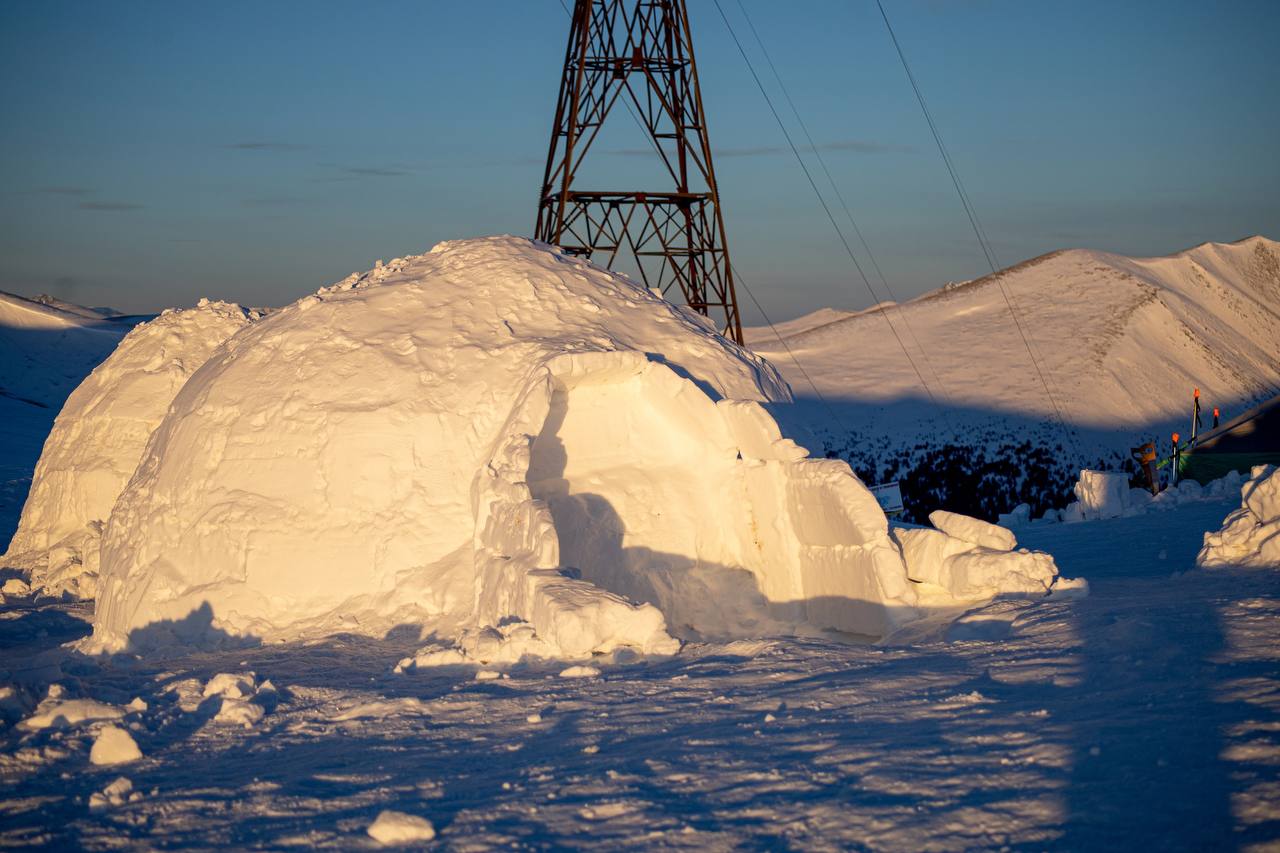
xmin=90 ymin=237 xmax=928 ymax=655
xmin=1 ymin=493 xmax=1276 ymax=848
xmin=3 ymin=300 xmax=252 ymax=598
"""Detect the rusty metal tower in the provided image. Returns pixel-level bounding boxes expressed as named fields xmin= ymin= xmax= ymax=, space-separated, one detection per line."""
xmin=535 ymin=0 xmax=743 ymax=344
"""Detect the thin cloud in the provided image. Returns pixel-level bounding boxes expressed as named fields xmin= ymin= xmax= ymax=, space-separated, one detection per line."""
xmin=35 ymin=186 xmax=94 ymax=196
xmin=340 ymin=166 xmax=412 ymax=177
xmin=241 ymin=196 xmax=312 ymax=208
xmin=224 ymin=142 xmax=309 ymax=152
xmin=78 ymin=201 xmax=143 ymax=211
xmin=312 ymin=163 xmax=416 ymax=181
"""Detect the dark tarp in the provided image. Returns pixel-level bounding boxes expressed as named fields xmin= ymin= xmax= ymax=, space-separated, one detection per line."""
xmin=1179 ymin=393 xmax=1280 ymax=483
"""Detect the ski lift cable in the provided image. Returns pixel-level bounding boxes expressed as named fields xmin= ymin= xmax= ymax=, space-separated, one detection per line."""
xmin=551 ymin=0 xmax=847 ymax=433
xmin=732 ymin=0 xmax=950 ymax=402
xmin=710 ymin=0 xmax=943 ymax=409
xmin=874 ymin=0 xmax=1083 ymax=456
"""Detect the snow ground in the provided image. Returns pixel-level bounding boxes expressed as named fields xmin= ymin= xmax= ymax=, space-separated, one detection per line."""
xmin=3 ymin=497 xmax=1277 ymax=849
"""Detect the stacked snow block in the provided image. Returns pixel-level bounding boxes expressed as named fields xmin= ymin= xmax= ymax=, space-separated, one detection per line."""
xmin=892 ymin=510 xmax=1058 ymax=601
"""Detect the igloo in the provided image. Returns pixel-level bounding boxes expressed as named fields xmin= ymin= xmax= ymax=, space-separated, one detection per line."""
xmin=89 ymin=237 xmax=918 ymax=655
xmin=4 ymin=301 xmax=252 ymax=598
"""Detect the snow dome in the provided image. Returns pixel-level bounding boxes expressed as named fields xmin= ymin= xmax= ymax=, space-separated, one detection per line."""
xmin=89 ymin=237 xmax=918 ymax=655
xmin=5 ymin=301 xmax=252 ymax=598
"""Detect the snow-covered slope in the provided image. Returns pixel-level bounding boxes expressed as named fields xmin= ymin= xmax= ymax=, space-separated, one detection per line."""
xmin=0 ymin=291 xmax=129 ymax=410
xmin=750 ymin=236 xmax=1280 ymax=430
xmin=0 ymin=292 xmax=136 ymax=550
xmin=748 ymin=236 xmax=1280 ymax=519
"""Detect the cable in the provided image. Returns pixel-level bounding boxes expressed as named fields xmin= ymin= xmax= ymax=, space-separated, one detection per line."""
xmin=711 ymin=0 xmax=942 ymax=409
xmin=732 ymin=0 xmax=949 ymax=402
xmin=874 ymin=0 xmax=1083 ymax=455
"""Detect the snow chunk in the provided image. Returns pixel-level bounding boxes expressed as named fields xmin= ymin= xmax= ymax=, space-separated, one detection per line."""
xmin=90 ymin=725 xmax=142 ymax=765
xmin=559 ymin=665 xmax=601 ymax=679
xmin=929 ymin=510 xmax=1017 ymax=551
xmin=203 ymin=672 xmax=257 ymax=700
xmin=89 ymin=776 xmax=138 ymax=810
xmin=90 ymin=237 xmax=918 ymax=656
xmin=367 ymin=810 xmax=436 ymax=844
xmin=1244 ymin=465 xmax=1280 ymax=525
xmin=3 ymin=300 xmax=252 ymax=599
xmin=1199 ymin=466 xmax=1280 ymax=568
xmin=1 ymin=578 xmax=31 ymax=597
xmin=894 ymin=514 xmax=1059 ymax=602
xmin=213 ymin=698 xmax=265 ymax=728
xmin=18 ymin=698 xmax=124 ymax=731
xmin=1073 ymin=470 xmax=1131 ymax=520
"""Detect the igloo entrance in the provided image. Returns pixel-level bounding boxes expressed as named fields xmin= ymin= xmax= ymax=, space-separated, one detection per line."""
xmin=522 ymin=357 xmax=912 ymax=641
xmin=526 ymin=363 xmax=783 ymax=640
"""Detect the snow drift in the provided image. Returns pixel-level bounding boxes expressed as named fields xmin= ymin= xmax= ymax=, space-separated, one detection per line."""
xmin=89 ymin=237 xmax=927 ymax=655
xmin=1198 ymin=465 xmax=1280 ymax=568
xmin=3 ymin=301 xmax=252 ymax=597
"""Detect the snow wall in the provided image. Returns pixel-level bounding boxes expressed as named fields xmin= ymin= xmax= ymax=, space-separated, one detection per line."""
xmin=4 ymin=301 xmax=252 ymax=597
xmin=89 ymin=237 xmax=919 ymax=654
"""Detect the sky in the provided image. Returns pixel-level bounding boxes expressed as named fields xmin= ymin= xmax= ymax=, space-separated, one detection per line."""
xmin=1 ymin=0 xmax=1277 ymax=323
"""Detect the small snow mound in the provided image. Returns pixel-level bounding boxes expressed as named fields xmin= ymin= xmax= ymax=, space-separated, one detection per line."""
xmin=90 ymin=725 xmax=142 ymax=765
xmin=1199 ymin=465 xmax=1280 ymax=568
xmin=3 ymin=299 xmax=252 ymax=599
xmin=367 ymin=809 xmax=436 ymax=844
xmin=18 ymin=697 xmax=124 ymax=731
xmin=559 ymin=665 xmax=601 ymax=679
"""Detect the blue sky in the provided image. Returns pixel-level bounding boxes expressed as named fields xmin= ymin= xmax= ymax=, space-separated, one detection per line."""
xmin=1 ymin=0 xmax=1277 ymax=322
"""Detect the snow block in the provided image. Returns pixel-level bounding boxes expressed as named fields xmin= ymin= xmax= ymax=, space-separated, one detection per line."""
xmin=928 ymin=510 xmax=1017 ymax=552
xmin=1073 ymin=469 xmax=1131 ymax=520
xmin=893 ymin=524 xmax=1059 ymax=602
xmin=88 ymin=237 xmax=920 ymax=656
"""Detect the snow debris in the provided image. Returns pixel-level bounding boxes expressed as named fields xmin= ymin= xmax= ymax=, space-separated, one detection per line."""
xmin=1 ymin=577 xmax=31 ymax=597
xmin=213 ymin=698 xmax=265 ymax=728
xmin=475 ymin=670 xmax=501 ymax=681
xmin=366 ymin=809 xmax=436 ymax=844
xmin=1050 ymin=576 xmax=1091 ymax=598
xmin=88 ymin=237 xmax=920 ymax=658
xmin=0 ymin=684 xmax=32 ymax=725
xmin=332 ymin=698 xmax=429 ymax=722
xmin=1198 ymin=466 xmax=1280 ymax=568
xmin=202 ymin=672 xmax=257 ymax=700
xmin=89 ymin=725 xmax=142 ymax=765
xmin=88 ymin=776 xmax=140 ymax=810
xmin=894 ymin=511 xmax=1059 ymax=601
xmin=18 ymin=697 xmax=124 ymax=731
xmin=3 ymin=300 xmax=252 ymax=599
xmin=203 ymin=672 xmax=269 ymax=727
xmin=996 ymin=503 xmax=1031 ymax=528
xmin=929 ymin=509 xmax=1017 ymax=551
xmin=559 ymin=665 xmax=601 ymax=679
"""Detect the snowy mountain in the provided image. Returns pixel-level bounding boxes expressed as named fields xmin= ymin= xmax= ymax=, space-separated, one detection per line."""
xmin=748 ymin=236 xmax=1280 ymax=519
